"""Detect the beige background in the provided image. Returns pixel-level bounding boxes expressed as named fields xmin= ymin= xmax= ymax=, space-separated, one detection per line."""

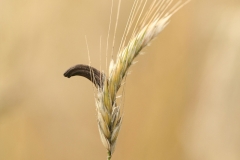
xmin=1 ymin=0 xmax=240 ymax=160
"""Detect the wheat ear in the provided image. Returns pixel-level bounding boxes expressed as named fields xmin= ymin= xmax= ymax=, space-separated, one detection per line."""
xmin=96 ymin=15 xmax=172 ymax=157
xmin=98 ymin=1 xmax=190 ymax=158
xmin=64 ymin=0 xmax=189 ymax=159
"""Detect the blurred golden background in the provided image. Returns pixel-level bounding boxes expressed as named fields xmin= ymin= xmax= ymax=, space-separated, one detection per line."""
xmin=1 ymin=0 xmax=240 ymax=159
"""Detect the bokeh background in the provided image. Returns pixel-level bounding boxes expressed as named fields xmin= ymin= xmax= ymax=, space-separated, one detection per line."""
xmin=1 ymin=0 xmax=240 ymax=160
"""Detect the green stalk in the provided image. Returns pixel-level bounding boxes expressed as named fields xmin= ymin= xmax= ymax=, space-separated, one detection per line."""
xmin=107 ymin=151 xmax=112 ymax=160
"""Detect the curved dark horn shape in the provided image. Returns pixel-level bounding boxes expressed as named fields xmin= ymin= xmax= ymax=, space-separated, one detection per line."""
xmin=64 ymin=64 xmax=105 ymax=88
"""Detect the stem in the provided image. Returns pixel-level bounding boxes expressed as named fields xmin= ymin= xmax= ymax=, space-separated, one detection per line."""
xmin=107 ymin=151 xmax=112 ymax=160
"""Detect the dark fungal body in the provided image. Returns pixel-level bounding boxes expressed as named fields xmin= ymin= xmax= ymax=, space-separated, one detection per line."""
xmin=64 ymin=64 xmax=105 ymax=88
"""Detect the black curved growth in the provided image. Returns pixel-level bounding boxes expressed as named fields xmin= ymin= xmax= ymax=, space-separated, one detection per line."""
xmin=64 ymin=64 xmax=105 ymax=88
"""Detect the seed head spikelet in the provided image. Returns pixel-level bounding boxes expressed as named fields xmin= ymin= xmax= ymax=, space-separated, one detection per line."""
xmin=63 ymin=0 xmax=190 ymax=159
